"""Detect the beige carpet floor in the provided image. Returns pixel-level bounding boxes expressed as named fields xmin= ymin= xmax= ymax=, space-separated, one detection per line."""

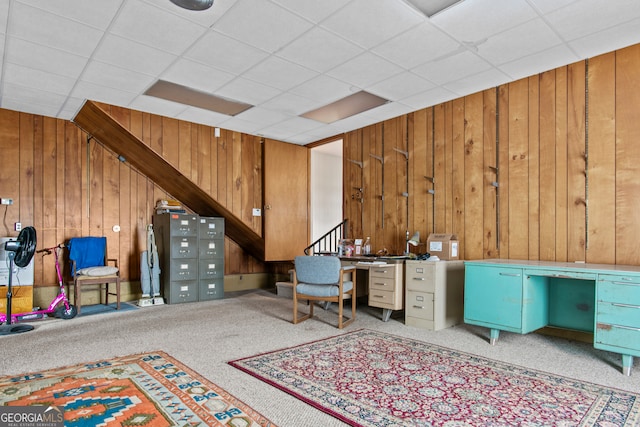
xmin=1 ymin=289 xmax=639 ymax=426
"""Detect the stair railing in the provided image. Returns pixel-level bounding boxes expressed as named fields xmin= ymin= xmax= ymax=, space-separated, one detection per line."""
xmin=304 ymin=219 xmax=349 ymax=255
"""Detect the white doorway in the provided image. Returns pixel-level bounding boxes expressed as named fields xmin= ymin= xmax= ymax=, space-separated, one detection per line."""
xmin=310 ymin=140 xmax=343 ymax=243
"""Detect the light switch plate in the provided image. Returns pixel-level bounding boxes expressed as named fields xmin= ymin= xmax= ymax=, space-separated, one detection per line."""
xmin=252 ymin=208 xmax=261 ymax=216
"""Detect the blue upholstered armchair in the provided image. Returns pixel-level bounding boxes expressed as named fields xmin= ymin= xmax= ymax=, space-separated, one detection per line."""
xmin=292 ymin=255 xmax=356 ymax=329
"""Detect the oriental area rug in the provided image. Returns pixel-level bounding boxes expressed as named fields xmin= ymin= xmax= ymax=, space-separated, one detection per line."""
xmin=0 ymin=351 xmax=276 ymax=427
xmin=229 ymin=329 xmax=640 ymax=427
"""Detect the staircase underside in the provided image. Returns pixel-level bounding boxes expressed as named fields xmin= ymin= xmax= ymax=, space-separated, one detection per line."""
xmin=73 ymin=100 xmax=265 ymax=261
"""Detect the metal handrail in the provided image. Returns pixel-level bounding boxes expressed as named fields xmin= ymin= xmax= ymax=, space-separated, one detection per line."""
xmin=304 ymin=219 xmax=349 ymax=255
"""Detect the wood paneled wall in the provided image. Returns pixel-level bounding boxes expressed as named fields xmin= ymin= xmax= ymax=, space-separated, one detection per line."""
xmin=0 ymin=104 xmax=267 ymax=287
xmin=344 ymin=44 xmax=640 ymax=265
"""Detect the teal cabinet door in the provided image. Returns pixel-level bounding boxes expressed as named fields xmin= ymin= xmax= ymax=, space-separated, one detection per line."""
xmin=464 ymin=264 xmax=524 ymax=331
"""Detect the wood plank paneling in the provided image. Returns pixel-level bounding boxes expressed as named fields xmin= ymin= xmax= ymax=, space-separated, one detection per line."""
xmin=586 ymin=53 xmax=616 ymax=264
xmin=464 ymin=92 xmax=484 ymax=260
xmin=539 ymin=70 xmax=557 ymax=261
xmin=615 ymin=44 xmax=640 ymax=265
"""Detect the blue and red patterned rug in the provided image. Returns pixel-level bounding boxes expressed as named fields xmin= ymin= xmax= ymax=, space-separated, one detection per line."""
xmin=229 ymin=329 xmax=640 ymax=426
xmin=0 ymin=351 xmax=276 ymax=426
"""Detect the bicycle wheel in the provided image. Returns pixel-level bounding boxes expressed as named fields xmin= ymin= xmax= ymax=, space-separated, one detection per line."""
xmin=56 ymin=304 xmax=78 ymax=319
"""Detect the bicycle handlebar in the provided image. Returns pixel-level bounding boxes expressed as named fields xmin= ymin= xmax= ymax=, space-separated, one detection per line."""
xmin=36 ymin=243 xmax=65 ymax=254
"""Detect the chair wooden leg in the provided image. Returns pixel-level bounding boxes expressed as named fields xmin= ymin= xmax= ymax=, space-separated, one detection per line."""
xmin=116 ymin=279 xmax=120 ymax=310
xmin=74 ymin=280 xmax=81 ymax=315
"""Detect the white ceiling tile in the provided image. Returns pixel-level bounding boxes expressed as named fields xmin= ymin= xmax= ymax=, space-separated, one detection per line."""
xmin=71 ymin=80 xmax=138 ymax=106
xmin=234 ymin=106 xmax=290 ymax=127
xmin=59 ymin=97 xmax=86 ymax=119
xmin=527 ymin=0 xmax=580 ymax=14
xmin=478 ymin=18 xmax=562 ymax=65
xmin=3 ymin=63 xmax=76 ymax=95
xmin=569 ymin=17 xmax=640 ymax=59
xmin=368 ymin=71 xmax=436 ymax=101
xmin=1 ymin=98 xmax=61 ymax=117
xmin=176 ymin=106 xmax=230 ymax=126
xmin=0 ymin=2 xmax=10 ymax=34
xmin=93 ymin=34 xmax=177 ymax=76
xmin=110 ymin=0 xmax=206 ymax=54
xmin=217 ymin=77 xmax=280 ymax=105
xmin=412 ymin=50 xmax=491 ymax=85
xmin=161 ymin=58 xmax=235 ymax=92
xmin=328 ymin=52 xmax=404 ymax=88
xmin=2 ymin=82 xmax=67 ymax=109
xmin=16 ymin=0 xmax=123 ymax=30
xmin=432 ymin=0 xmax=538 ymax=42
xmin=259 ymin=92 xmax=319 ymax=116
xmin=442 ymin=67 xmax=510 ymax=96
xmin=271 ymin=0 xmax=349 ymax=23
xmin=185 ymin=30 xmax=269 ymax=75
xmin=277 ymin=27 xmax=363 ymax=73
xmin=400 ymin=85 xmax=458 ymax=109
xmin=3 ymin=0 xmax=640 ymax=145
xmin=11 ymin=2 xmax=104 ymax=57
xmin=242 ymin=56 xmax=318 ymax=91
xmin=6 ymin=38 xmax=88 ymax=78
xmin=372 ymin=22 xmax=460 ymax=69
xmin=322 ymin=0 xmax=423 ymax=49
xmin=213 ymin=0 xmax=313 ymax=53
xmin=128 ymin=94 xmax=189 ymax=117
xmin=216 ymin=115 xmax=265 ymax=135
xmin=289 ymin=75 xmax=353 ymax=106
xmin=546 ymin=0 xmax=640 ymax=42
xmin=498 ymin=44 xmax=579 ymax=81
xmin=82 ymin=60 xmax=155 ymax=93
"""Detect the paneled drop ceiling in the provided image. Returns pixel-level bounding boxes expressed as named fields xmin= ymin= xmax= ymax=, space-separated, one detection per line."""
xmin=1 ymin=0 xmax=640 ymax=145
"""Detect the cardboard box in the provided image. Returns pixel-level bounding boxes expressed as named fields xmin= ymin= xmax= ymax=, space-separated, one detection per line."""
xmin=426 ymin=234 xmax=459 ymax=260
xmin=0 ymin=285 xmax=33 ymax=315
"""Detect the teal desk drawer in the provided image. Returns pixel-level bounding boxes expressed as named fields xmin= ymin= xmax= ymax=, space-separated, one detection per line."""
xmin=597 ymin=280 xmax=640 ymax=305
xmin=524 ymin=269 xmax=596 ymax=281
xmin=595 ymin=323 xmax=640 ymax=353
xmin=597 ymin=301 xmax=640 ymax=328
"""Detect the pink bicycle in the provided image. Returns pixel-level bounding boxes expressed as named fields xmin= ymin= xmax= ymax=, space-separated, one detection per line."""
xmin=0 ymin=243 xmax=77 ymax=325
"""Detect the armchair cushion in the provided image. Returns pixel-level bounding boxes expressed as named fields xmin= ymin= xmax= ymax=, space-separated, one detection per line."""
xmin=76 ymin=266 xmax=119 ymax=277
xmin=296 ymin=281 xmax=353 ymax=298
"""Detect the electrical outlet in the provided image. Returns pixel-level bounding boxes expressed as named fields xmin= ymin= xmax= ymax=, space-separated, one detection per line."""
xmin=1 ymin=198 xmax=13 ymax=205
xmin=15 ymin=222 xmax=22 ymax=231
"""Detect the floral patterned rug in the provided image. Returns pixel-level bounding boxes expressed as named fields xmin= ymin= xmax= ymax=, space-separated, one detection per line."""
xmin=0 ymin=351 xmax=276 ymax=427
xmin=229 ymin=329 xmax=640 ymax=427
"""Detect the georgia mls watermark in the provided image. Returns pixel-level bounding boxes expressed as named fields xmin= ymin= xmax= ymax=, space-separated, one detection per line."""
xmin=0 ymin=406 xmax=64 ymax=427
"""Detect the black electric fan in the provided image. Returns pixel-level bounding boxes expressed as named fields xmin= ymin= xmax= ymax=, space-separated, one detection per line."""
xmin=0 ymin=226 xmax=37 ymax=335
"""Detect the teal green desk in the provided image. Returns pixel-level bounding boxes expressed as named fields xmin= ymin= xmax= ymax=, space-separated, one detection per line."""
xmin=464 ymin=259 xmax=640 ymax=375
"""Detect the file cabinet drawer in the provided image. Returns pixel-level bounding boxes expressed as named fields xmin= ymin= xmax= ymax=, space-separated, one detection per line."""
xmin=406 ymin=291 xmax=434 ymax=321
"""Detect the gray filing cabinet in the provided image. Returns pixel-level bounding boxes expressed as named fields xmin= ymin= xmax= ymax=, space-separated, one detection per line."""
xmin=405 ymin=260 xmax=464 ymax=330
xmin=198 ymin=216 xmax=224 ymax=301
xmin=153 ymin=213 xmax=199 ymax=304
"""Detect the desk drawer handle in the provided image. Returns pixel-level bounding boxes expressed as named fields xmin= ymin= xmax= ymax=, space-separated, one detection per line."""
xmin=373 ymin=269 xmax=388 ymax=274
xmin=610 ymin=281 xmax=640 ymax=287
xmin=611 ymin=324 xmax=640 ymax=332
xmin=612 ymin=303 xmax=640 ymax=309
xmin=499 ymin=272 xmax=520 ymax=277
xmin=373 ymin=282 xmax=390 ymax=287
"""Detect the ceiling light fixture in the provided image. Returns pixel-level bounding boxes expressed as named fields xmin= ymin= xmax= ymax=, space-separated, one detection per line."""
xmin=301 ymin=91 xmax=389 ymax=124
xmin=403 ymin=0 xmax=464 ymax=17
xmin=169 ymin=0 xmax=214 ymax=11
xmin=144 ymin=80 xmax=253 ymax=116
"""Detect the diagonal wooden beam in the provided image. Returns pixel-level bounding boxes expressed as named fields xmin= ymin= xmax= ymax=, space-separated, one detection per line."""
xmin=73 ymin=100 xmax=265 ymax=261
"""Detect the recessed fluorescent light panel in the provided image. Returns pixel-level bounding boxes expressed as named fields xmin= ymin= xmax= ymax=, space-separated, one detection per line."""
xmin=301 ymin=91 xmax=389 ymax=124
xmin=403 ymin=0 xmax=464 ymax=17
xmin=144 ymin=80 xmax=253 ymax=116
